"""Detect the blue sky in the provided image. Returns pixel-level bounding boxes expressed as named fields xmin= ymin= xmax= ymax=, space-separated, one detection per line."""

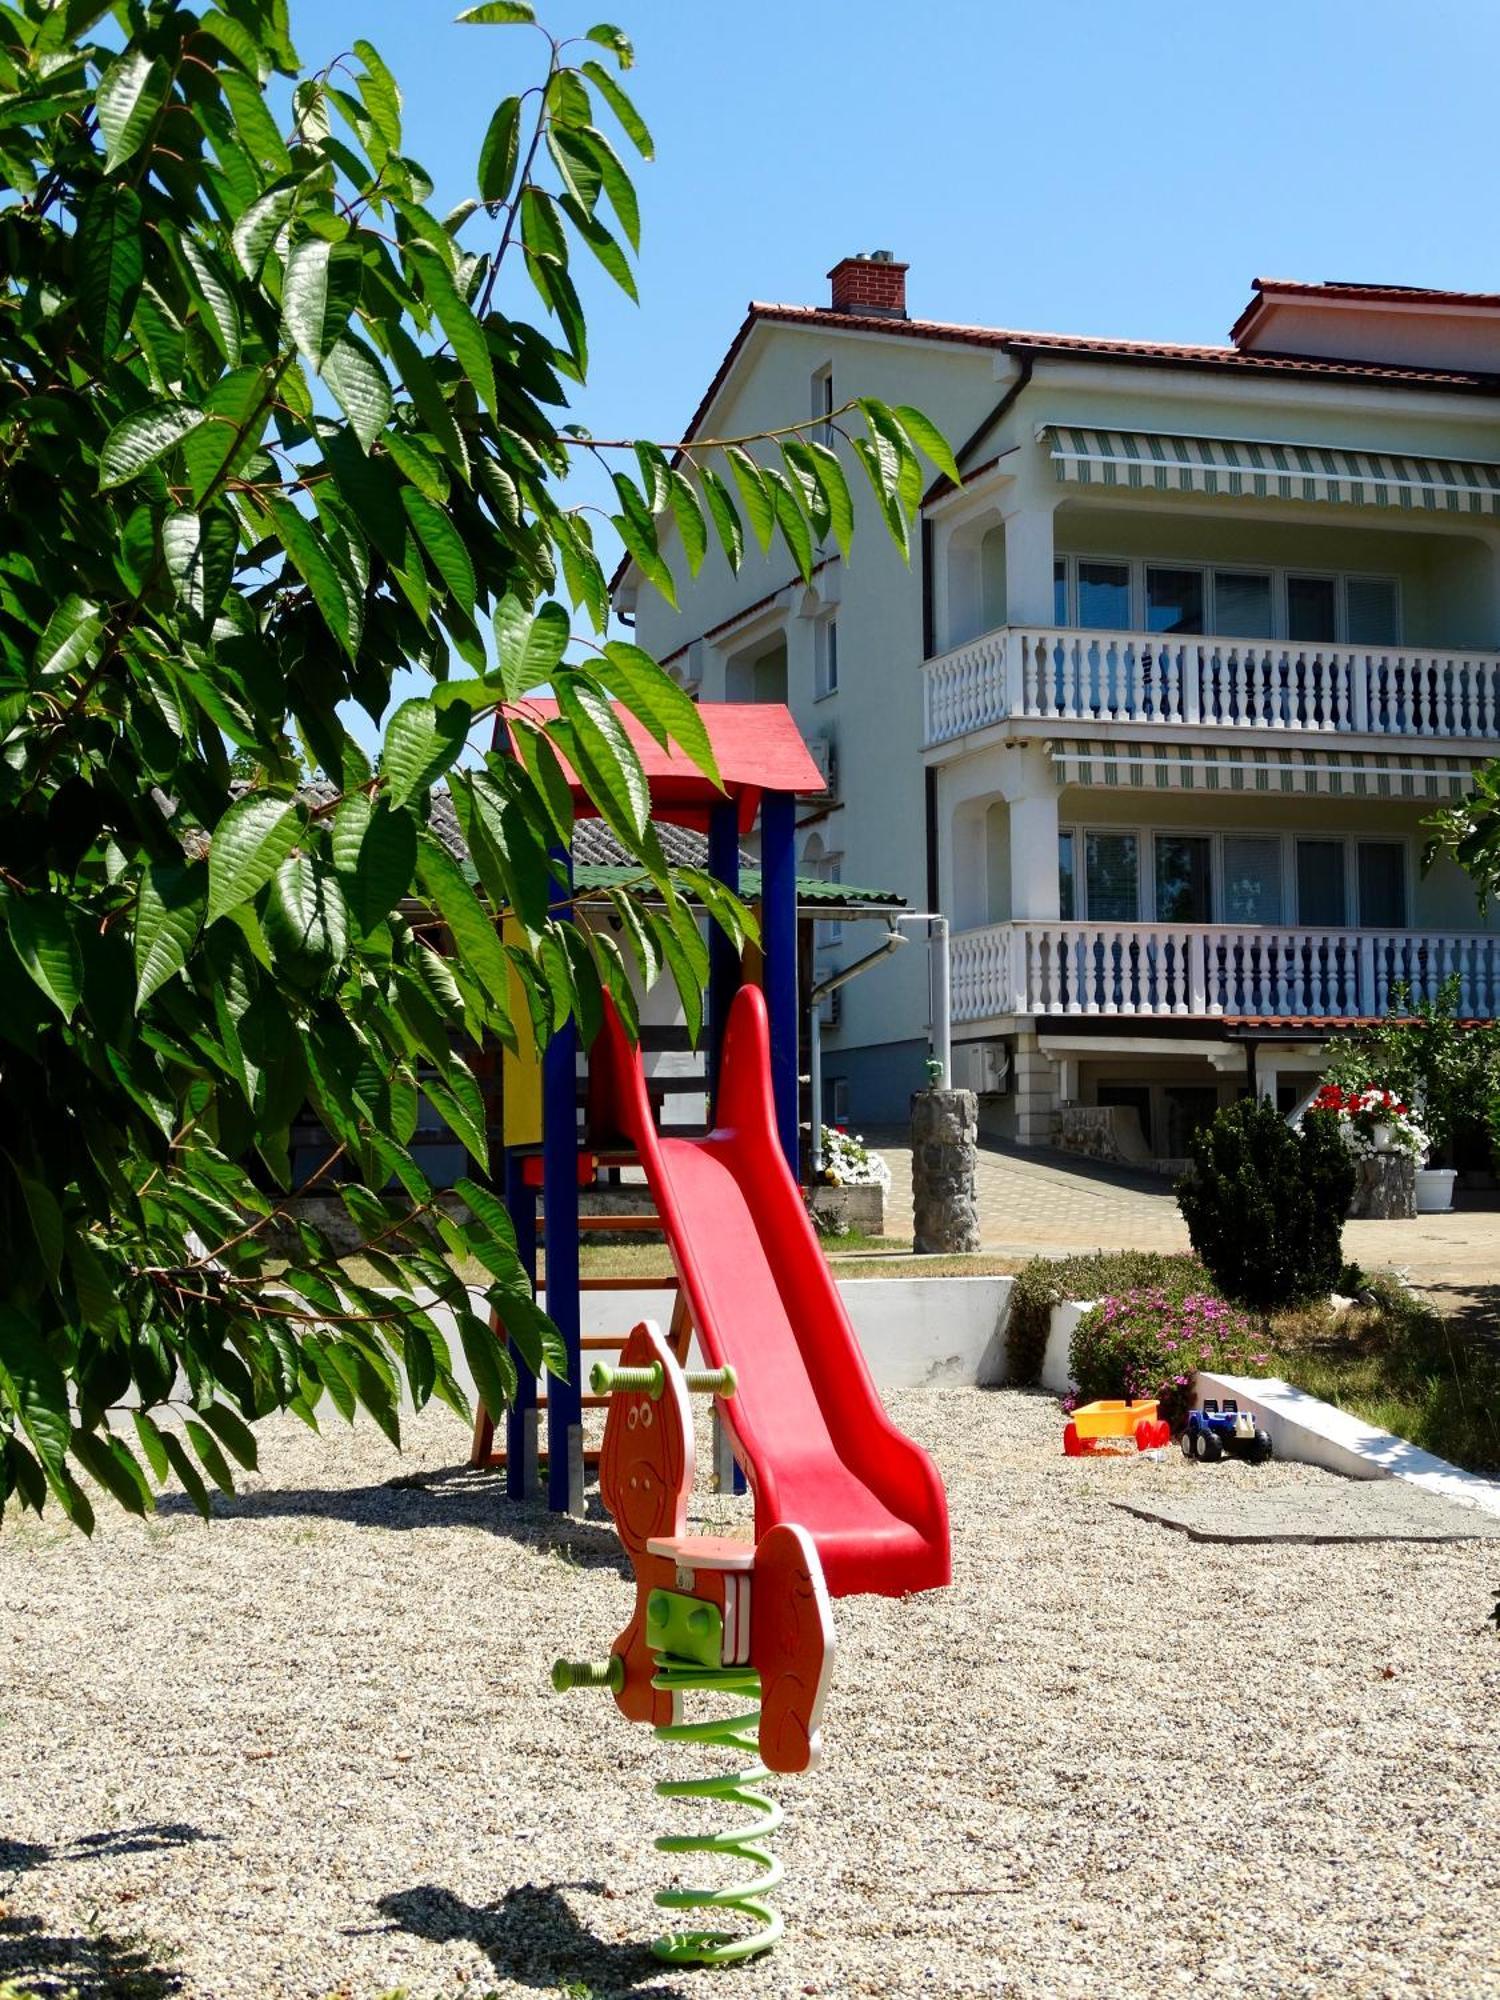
xmin=304 ymin=0 xmax=1500 ymax=735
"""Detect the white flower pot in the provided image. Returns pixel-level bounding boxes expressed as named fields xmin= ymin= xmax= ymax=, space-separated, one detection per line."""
xmin=1415 ymin=1167 xmax=1457 ymax=1214
xmin=1370 ymin=1123 xmax=1394 ymax=1152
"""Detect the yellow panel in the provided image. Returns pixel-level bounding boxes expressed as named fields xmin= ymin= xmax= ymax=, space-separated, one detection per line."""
xmin=501 ymin=916 xmax=542 ymax=1147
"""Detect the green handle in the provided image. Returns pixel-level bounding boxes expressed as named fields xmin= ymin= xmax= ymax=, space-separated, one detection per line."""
xmin=551 ymin=1655 xmax=624 ymax=1694
xmin=591 ymin=1361 xmax=738 ymax=1399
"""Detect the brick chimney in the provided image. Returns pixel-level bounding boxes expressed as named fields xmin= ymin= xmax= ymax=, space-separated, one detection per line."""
xmin=828 ymin=250 xmax=908 ymax=319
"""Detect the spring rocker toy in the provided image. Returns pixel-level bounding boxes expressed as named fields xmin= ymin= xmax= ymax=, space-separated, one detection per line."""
xmin=469 ymin=702 xmax=950 ymax=1964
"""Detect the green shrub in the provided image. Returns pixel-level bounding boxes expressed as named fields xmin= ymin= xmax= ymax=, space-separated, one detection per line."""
xmin=1069 ymin=1287 xmax=1273 ymax=1428
xmin=1005 ymin=1250 xmax=1209 ymax=1384
xmin=1175 ymin=1097 xmax=1355 ymax=1310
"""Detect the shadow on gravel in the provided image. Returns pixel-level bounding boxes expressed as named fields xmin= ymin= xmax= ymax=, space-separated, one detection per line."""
xmin=376 ymin=1881 xmax=690 ymax=1998
xmin=0 ymin=1824 xmax=211 ymax=1874
xmin=161 ymin=1469 xmax=631 ymax=1569
xmin=0 ymin=1912 xmax=183 ymax=1998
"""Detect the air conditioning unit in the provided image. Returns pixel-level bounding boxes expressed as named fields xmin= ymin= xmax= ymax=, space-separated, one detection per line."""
xmin=950 ymin=1040 xmax=1010 ymax=1096
xmin=806 ymin=733 xmax=838 ymax=798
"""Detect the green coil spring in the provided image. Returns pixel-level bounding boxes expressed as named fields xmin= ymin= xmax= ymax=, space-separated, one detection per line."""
xmin=648 ymin=1655 xmax=785 ymax=1966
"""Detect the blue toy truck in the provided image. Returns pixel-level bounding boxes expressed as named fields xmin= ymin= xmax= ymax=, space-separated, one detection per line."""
xmin=1180 ymin=1398 xmax=1273 ymax=1466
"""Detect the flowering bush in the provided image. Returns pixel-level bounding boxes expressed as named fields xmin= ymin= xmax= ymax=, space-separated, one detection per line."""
xmin=818 ymin=1127 xmax=892 ymax=1192
xmin=1308 ymin=1084 xmax=1428 ymax=1162
xmin=1069 ymin=1287 xmax=1274 ymax=1429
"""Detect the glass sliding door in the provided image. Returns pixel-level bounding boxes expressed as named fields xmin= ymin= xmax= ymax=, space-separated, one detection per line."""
xmin=1076 ymin=560 xmax=1130 ymax=630
xmin=1145 ymin=566 xmax=1204 ymax=635
xmin=1153 ymin=835 xmax=1212 ymax=922
xmin=1222 ymin=837 xmax=1283 ymax=925
xmin=1287 ymin=575 xmax=1337 ymax=642
xmin=1296 ymin=839 xmax=1347 ymax=927
xmin=1213 ymin=571 xmax=1273 ymax=637
xmin=1357 ymin=841 xmax=1407 ymax=927
xmin=1084 ymin=832 xmax=1139 ymax=921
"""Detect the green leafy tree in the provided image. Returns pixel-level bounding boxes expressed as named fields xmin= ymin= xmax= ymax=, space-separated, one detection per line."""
xmin=0 ymin=0 xmax=954 ymax=1527
xmin=1175 ymin=1096 xmax=1356 ymax=1311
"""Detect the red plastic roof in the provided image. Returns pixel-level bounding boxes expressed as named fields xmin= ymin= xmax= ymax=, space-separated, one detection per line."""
xmin=497 ymin=697 xmax=825 ymax=833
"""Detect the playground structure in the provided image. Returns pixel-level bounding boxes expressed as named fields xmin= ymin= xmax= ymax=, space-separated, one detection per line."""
xmin=472 ymin=701 xmax=951 ymax=1963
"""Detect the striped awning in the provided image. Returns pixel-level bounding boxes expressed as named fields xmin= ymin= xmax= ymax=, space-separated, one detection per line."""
xmin=1039 ymin=425 xmax=1500 ymax=515
xmin=1051 ymin=739 xmax=1482 ymax=798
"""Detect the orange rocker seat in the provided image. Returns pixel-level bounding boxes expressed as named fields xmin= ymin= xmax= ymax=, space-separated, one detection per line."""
xmin=589 ymin=982 xmax=950 ymax=1604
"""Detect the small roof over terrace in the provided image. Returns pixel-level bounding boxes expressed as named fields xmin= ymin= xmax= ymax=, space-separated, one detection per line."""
xmin=497 ymin=697 xmax=824 ymax=833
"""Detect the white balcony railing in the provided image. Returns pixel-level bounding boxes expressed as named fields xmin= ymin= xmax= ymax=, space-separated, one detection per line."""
xmin=923 ymin=625 xmax=1500 ymax=747
xmin=951 ymin=921 xmax=1500 ymax=1023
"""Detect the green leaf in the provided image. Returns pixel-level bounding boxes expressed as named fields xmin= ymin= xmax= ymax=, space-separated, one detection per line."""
xmin=135 ymin=861 xmax=207 ymax=1008
xmin=400 ymin=486 xmax=477 ymax=616
xmin=802 ymin=439 xmax=855 ymax=558
xmin=574 ymin=124 xmax=638 ymax=250
xmin=33 ymin=595 xmax=104 ymax=683
xmin=231 ymin=181 xmax=299 ymax=280
xmin=381 ymin=697 xmax=470 ymax=808
xmin=764 ymin=463 xmax=814 ymax=580
xmin=131 ymin=1411 xmax=170 ymax=1485
xmin=697 ymin=466 xmax=743 ymax=572
xmin=457 ymin=1308 xmax=515 ymax=1420
xmin=724 ymin=446 xmax=775 ymax=551
xmin=16 ymin=1174 xmax=62 ymax=1282
xmin=96 ymin=49 xmax=168 ymax=172
xmin=159 ymin=1430 xmax=213 ymax=1517
xmin=207 ymin=794 xmax=305 ymax=924
xmin=79 ymin=183 xmax=143 ymax=356
xmin=9 ymin=893 xmax=83 ymax=1021
xmin=585 ymin=23 xmax=634 ymax=64
xmin=580 ymin=60 xmax=654 ymax=158
xmin=71 ymin=1427 xmax=152 ymax=1516
xmin=552 ymin=674 xmax=649 ymax=840
xmin=322 ymin=334 xmax=392 ymax=451
xmin=264 ymin=496 xmax=357 ymax=655
xmin=198 ymin=1400 xmax=258 ymax=1471
xmin=415 ymin=830 xmax=510 ymax=995
xmin=185 ymin=1418 xmax=237 ymax=1498
xmin=425 ymin=1063 xmax=489 ymax=1164
xmin=493 ymin=595 xmax=569 ymax=700
xmin=457 ymin=1 xmax=535 ymax=21
xmin=333 ymin=797 xmax=418 ymax=934
xmin=408 ymin=245 xmax=497 ymax=416
xmin=98 ymin=404 xmax=207 ymax=490
xmin=283 ymin=236 xmax=341 ymax=368
xmin=598 ymin=641 xmax=720 ymax=786
xmin=893 ymin=402 xmax=962 ymax=487
xmin=478 ymin=95 xmax=522 ymax=204
xmin=666 ymin=469 xmax=707 ymax=575
xmin=264 ymin=857 xmax=349 ymax=979
xmin=352 ymin=39 xmax=403 ymax=150
xmin=0 ymin=1309 xmax=70 ymax=1477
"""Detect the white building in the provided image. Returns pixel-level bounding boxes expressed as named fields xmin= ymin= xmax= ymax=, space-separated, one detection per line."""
xmin=614 ymin=259 xmax=1500 ymax=1162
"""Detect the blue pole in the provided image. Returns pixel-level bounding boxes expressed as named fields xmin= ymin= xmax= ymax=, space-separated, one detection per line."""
xmin=543 ymin=848 xmax=583 ymax=1513
xmin=760 ymin=788 xmax=799 ymax=1178
xmin=707 ymin=798 xmax=741 ymax=1118
xmin=503 ymin=1147 xmax=538 ymax=1499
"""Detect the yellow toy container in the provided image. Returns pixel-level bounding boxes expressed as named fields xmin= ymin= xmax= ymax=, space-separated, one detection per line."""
xmin=1063 ymin=1398 xmax=1170 ymax=1456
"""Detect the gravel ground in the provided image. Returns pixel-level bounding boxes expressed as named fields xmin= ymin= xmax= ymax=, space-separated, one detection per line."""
xmin=2 ymin=1389 xmax=1498 ymax=2000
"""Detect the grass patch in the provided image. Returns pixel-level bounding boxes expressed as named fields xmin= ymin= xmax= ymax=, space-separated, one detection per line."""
xmin=1271 ymin=1276 xmax=1500 ymax=1479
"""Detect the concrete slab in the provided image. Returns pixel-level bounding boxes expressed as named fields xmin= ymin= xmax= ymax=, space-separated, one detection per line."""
xmin=1113 ymin=1479 xmax=1500 ymax=1544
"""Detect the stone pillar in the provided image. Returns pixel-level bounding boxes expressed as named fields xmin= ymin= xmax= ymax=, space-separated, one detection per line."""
xmin=1349 ymin=1153 xmax=1416 ymax=1220
xmin=911 ymin=1087 xmax=980 ymax=1253
xmin=1011 ymin=1030 xmax=1059 ymax=1148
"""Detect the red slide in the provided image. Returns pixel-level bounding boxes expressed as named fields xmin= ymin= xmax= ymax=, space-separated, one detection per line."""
xmin=589 ymin=985 xmax=950 ymax=1600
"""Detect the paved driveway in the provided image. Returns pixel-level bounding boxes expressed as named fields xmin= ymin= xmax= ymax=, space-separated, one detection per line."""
xmin=871 ymin=1131 xmax=1500 ymax=1304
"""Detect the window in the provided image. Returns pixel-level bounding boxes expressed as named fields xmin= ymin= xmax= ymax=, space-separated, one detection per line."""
xmin=1154 ymin=835 xmax=1212 ymax=923
xmin=1357 ymin=841 xmax=1407 ymax=927
xmin=1222 ymin=836 xmax=1283 ymax=924
xmin=1058 ymin=829 xmax=1076 ymax=920
xmin=1287 ymin=574 xmax=1337 ymax=642
xmin=1077 ymin=560 xmax=1131 ymax=630
xmin=1145 ymin=566 xmax=1204 ymax=635
xmin=829 ymin=1076 xmax=850 ymax=1125
xmin=1297 ymin=839 xmax=1347 ymax=927
xmin=1054 ymin=558 xmax=1068 ymax=625
xmin=811 ymin=364 xmax=833 ymax=447
xmin=1213 ymin=570 xmax=1273 ymax=637
xmin=814 ymin=617 xmax=839 ymax=699
xmin=1084 ymin=832 xmax=1139 ymax=921
xmin=1345 ymin=576 xmax=1400 ymax=645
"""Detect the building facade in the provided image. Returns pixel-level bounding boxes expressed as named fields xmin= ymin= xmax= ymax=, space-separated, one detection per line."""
xmin=615 ymin=262 xmax=1500 ymax=1161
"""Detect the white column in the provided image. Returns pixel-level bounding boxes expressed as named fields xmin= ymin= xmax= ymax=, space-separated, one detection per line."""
xmin=1257 ymin=1066 xmax=1278 ymax=1105
xmin=1002 ymin=502 xmax=1058 ymax=626
xmin=1008 ymin=760 xmax=1062 ymax=921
